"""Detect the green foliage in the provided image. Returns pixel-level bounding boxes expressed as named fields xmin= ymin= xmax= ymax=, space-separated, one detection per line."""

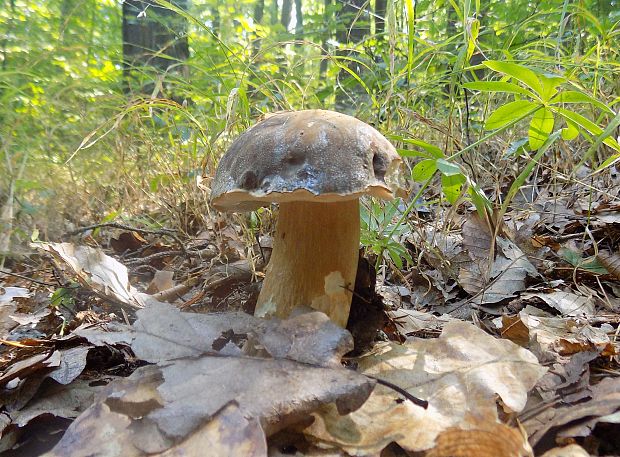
xmin=464 ymin=60 xmax=619 ymax=153
xmin=1 ymin=0 xmax=618 ymax=261
xmin=361 ymin=199 xmax=413 ymax=270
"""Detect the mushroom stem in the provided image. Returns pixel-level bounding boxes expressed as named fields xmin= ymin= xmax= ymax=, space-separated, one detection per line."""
xmin=255 ymin=199 xmax=360 ymax=327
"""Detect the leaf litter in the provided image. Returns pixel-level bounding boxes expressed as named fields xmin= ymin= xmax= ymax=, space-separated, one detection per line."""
xmin=1 ymin=177 xmax=620 ymax=457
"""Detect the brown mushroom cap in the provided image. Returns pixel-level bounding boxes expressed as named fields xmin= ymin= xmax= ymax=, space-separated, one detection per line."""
xmin=211 ymin=110 xmax=402 ymax=211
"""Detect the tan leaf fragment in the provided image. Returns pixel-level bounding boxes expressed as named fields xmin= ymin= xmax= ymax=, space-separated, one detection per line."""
xmin=459 ymin=237 xmax=538 ymax=305
xmin=34 ymin=242 xmax=149 ymax=309
xmin=497 ymin=309 xmax=613 ymax=358
xmin=462 ymin=214 xmax=493 ymax=261
xmin=160 ymin=402 xmax=267 ymax=457
xmin=426 ymin=420 xmax=533 ymax=457
xmin=598 ymin=250 xmax=620 ymax=279
xmin=145 ymin=270 xmax=175 ymax=295
xmin=521 ymin=291 xmax=595 ymax=316
xmin=540 ymin=444 xmax=590 ymax=457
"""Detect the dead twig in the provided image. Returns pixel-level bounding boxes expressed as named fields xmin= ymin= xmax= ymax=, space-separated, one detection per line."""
xmin=0 ymin=269 xmax=56 ymax=287
xmin=62 ymin=222 xmax=186 ymax=254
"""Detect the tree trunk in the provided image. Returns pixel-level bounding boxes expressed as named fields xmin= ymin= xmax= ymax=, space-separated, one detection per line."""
xmin=375 ymin=0 xmax=386 ymax=37
xmin=295 ymin=0 xmax=303 ymax=39
xmin=335 ymin=0 xmax=369 ymax=110
xmin=319 ymin=0 xmax=331 ymax=76
xmin=252 ymin=0 xmax=265 ymax=58
xmin=122 ymin=0 xmax=189 ymax=96
xmin=281 ymin=0 xmax=293 ymax=29
xmin=270 ymin=0 xmax=278 ymax=24
xmin=212 ymin=0 xmax=221 ymax=37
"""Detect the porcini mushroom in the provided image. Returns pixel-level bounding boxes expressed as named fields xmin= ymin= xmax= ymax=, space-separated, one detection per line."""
xmin=210 ymin=110 xmax=401 ymax=327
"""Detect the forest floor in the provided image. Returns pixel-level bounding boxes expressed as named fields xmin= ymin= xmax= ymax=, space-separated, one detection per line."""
xmin=1 ymin=162 xmax=620 ymax=457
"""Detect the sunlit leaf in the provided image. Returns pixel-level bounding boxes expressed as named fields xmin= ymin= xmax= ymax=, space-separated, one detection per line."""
xmin=441 ymin=173 xmax=466 ymax=204
xmin=484 ymin=100 xmax=539 ymax=130
xmin=393 ymin=137 xmax=444 ymax=159
xmin=538 ymin=74 xmax=565 ymax=101
xmin=561 ymin=120 xmax=579 ymax=140
xmin=411 ymin=159 xmax=437 ymax=182
xmin=436 ymin=158 xmax=462 ymax=176
xmin=529 ymin=107 xmax=554 ymax=150
xmin=483 ymin=61 xmax=544 ymax=96
xmin=550 ymin=90 xmax=614 ymax=114
xmin=462 ymin=81 xmax=533 ymax=97
xmin=554 ymin=108 xmax=620 ymax=152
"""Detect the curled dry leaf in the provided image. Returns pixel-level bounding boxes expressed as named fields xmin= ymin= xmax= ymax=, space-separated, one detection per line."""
xmin=304 ymin=321 xmax=546 ymax=454
xmin=388 ymin=308 xmax=455 ymax=337
xmin=528 ymin=377 xmax=620 ymax=449
xmin=0 ymin=287 xmax=31 ymax=304
xmin=34 ymin=242 xmax=149 ymax=309
xmin=498 ymin=309 xmax=613 ymax=358
xmin=10 ymin=379 xmax=103 ymax=428
xmin=521 ymin=291 xmax=595 ymax=316
xmin=598 ymin=250 xmax=620 ymax=279
xmin=0 ymin=287 xmax=30 ymax=338
xmin=460 ymin=234 xmax=539 ymax=305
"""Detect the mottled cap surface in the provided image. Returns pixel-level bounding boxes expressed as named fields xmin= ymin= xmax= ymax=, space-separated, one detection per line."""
xmin=211 ymin=109 xmax=402 ymax=211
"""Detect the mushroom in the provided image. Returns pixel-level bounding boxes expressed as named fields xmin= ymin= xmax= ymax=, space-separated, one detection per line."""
xmin=210 ymin=110 xmax=401 ymax=327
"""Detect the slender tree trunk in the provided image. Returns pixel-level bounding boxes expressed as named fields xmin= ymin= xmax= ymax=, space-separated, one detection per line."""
xmin=270 ymin=0 xmax=278 ymax=25
xmin=252 ymin=0 xmax=265 ymax=57
xmin=1 ymin=0 xmax=16 ymax=73
xmin=375 ymin=0 xmax=386 ymax=37
xmin=122 ymin=0 xmax=189 ymax=97
xmin=295 ymin=0 xmax=303 ymax=38
xmin=212 ymin=0 xmax=221 ymax=37
xmin=281 ymin=0 xmax=293 ymax=29
xmin=445 ymin=2 xmax=457 ymax=46
xmin=319 ymin=0 xmax=331 ymax=76
xmin=335 ymin=0 xmax=369 ymax=110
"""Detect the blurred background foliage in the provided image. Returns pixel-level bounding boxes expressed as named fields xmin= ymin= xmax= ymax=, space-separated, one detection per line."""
xmin=0 ymin=0 xmax=618 ymax=248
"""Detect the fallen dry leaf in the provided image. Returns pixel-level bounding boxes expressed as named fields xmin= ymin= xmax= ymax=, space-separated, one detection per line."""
xmin=44 ymin=304 xmax=374 ymax=456
xmin=159 ymin=402 xmax=267 ymax=457
xmin=388 ymin=308 xmax=454 ymax=337
xmin=497 ymin=308 xmax=613 ymax=359
xmin=0 ymin=286 xmax=30 ymax=338
xmin=303 ymin=321 xmax=546 ymax=454
xmin=34 ymin=242 xmax=149 ymax=309
xmin=598 ymin=250 xmax=620 ymax=279
xmin=9 ymin=379 xmax=103 ymax=428
xmin=528 ymin=377 xmax=620 ymax=450
xmin=540 ymin=444 xmax=590 ymax=457
xmin=426 ymin=420 xmax=533 ymax=457
xmin=459 ymin=236 xmax=539 ymax=305
xmin=522 ymin=291 xmax=595 ymax=316
xmin=145 ymin=269 xmax=175 ymax=295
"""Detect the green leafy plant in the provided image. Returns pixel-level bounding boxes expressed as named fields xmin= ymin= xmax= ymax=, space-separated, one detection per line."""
xmin=463 ymin=61 xmax=620 ymax=156
xmin=360 ymin=199 xmax=413 ymax=270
